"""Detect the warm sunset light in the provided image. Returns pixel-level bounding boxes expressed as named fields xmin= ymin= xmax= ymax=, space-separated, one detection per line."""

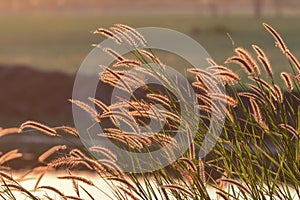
xmin=0 ymin=0 xmax=299 ymax=199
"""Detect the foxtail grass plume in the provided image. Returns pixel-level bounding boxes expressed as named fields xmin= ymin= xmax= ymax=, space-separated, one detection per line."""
xmin=250 ymin=98 xmax=263 ymax=124
xmin=113 ymin=59 xmax=141 ymax=68
xmin=281 ymin=72 xmax=294 ymax=91
xmin=69 ymin=99 xmax=99 ymax=120
xmin=54 ymin=126 xmax=79 ymax=137
xmin=235 ymin=47 xmax=260 ymax=75
xmin=285 ymin=50 xmax=300 ymax=73
xmin=0 ymin=127 xmax=20 ymax=137
xmin=252 ymin=45 xmax=273 ymax=77
xmin=225 ymin=56 xmax=253 ymax=75
xmin=57 ymin=175 xmax=94 ymax=186
xmin=0 ymin=149 xmax=22 ymax=165
xmin=93 ymin=28 xmax=122 ymax=45
xmin=263 ymin=23 xmax=300 ymax=73
xmin=160 ymin=184 xmax=195 ymax=198
xmin=102 ymin=48 xmax=125 ymax=61
xmin=279 ymin=124 xmax=299 ymax=137
xmin=38 ymin=145 xmax=67 ymax=163
xmin=114 ymin=24 xmax=147 ymax=46
xmin=138 ymin=49 xmax=164 ymax=66
xmin=110 ymin=26 xmax=137 ymax=47
xmin=216 ymin=178 xmax=251 ymax=194
xmin=263 ymin=23 xmax=288 ymax=54
xmin=19 ymin=121 xmax=57 ymax=136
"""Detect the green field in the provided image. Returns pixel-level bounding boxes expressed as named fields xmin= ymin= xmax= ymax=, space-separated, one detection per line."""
xmin=0 ymin=13 xmax=300 ymax=78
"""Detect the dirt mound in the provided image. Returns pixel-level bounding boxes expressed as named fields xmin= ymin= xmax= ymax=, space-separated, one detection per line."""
xmin=0 ymin=65 xmax=74 ymax=127
xmin=0 ymin=65 xmax=115 ymax=169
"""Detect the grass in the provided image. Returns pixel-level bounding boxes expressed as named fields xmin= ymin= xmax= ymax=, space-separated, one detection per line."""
xmin=1 ymin=13 xmax=300 ymax=77
xmin=0 ymin=22 xmax=300 ymax=199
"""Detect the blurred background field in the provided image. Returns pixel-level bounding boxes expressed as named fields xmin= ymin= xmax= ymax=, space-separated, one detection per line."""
xmin=0 ymin=0 xmax=300 ymax=168
xmin=0 ymin=0 xmax=300 ymax=122
xmin=1 ymin=0 xmax=300 ymax=125
xmin=1 ymin=14 xmax=300 ymax=74
xmin=0 ymin=0 xmax=300 ymax=74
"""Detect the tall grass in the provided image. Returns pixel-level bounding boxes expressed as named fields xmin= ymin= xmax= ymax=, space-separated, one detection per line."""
xmin=0 ymin=22 xmax=300 ymax=199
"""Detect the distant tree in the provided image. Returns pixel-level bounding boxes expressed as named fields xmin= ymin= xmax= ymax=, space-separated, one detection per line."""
xmin=11 ymin=0 xmax=21 ymax=11
xmin=56 ymin=0 xmax=66 ymax=7
xmin=200 ymin=0 xmax=218 ymax=16
xmin=272 ymin=0 xmax=282 ymax=17
xmin=30 ymin=0 xmax=40 ymax=7
xmin=254 ymin=0 xmax=282 ymax=18
xmin=253 ymin=0 xmax=263 ymax=18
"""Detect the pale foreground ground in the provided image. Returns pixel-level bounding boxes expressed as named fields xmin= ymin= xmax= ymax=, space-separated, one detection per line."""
xmin=9 ymin=170 xmax=217 ymax=199
xmin=7 ymin=171 xmax=299 ymax=200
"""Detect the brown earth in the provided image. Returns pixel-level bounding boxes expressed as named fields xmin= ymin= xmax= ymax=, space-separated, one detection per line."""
xmin=0 ymin=65 xmax=74 ymax=168
xmin=0 ymin=65 xmax=113 ymax=169
xmin=0 ymin=65 xmax=74 ymax=127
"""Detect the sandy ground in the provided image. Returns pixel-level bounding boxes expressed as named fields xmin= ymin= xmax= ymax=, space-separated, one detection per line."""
xmin=4 ymin=170 xmax=299 ymax=199
xmin=8 ymin=170 xmax=114 ymax=199
xmin=7 ymin=170 xmax=219 ymax=199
